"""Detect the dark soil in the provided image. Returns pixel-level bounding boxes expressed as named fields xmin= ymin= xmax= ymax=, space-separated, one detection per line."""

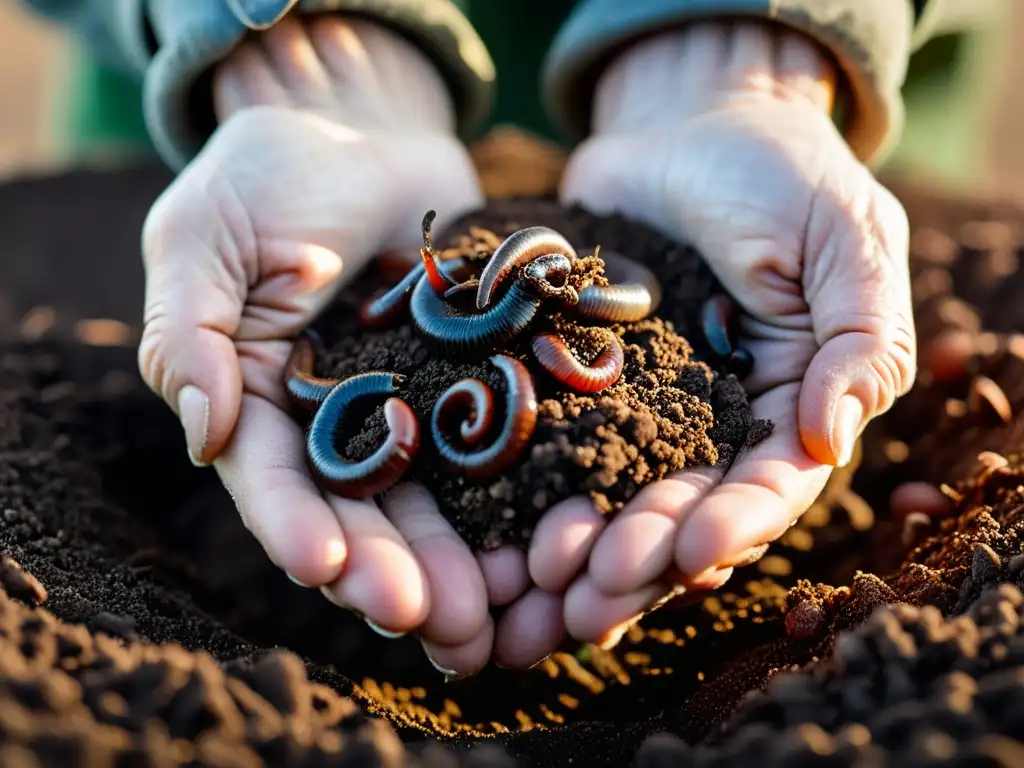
xmin=0 ymin=165 xmax=1023 ymax=766
xmin=310 ymin=200 xmax=769 ymax=549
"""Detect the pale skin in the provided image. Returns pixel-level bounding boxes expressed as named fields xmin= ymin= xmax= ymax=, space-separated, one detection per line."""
xmin=139 ymin=16 xmax=920 ymax=679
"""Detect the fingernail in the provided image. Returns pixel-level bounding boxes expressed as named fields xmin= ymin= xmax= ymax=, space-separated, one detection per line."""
xmin=286 ymin=572 xmax=312 ymax=588
xmin=831 ymin=394 xmax=864 ymax=467
xmin=177 ymin=385 xmax=210 ymax=466
xmin=421 ymin=644 xmax=463 ymax=682
xmin=365 ymin=618 xmax=406 ymax=639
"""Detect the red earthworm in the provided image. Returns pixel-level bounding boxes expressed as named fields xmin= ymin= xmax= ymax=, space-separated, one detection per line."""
xmin=359 ymin=210 xmax=471 ymax=328
xmin=284 ymin=331 xmax=339 ymax=411
xmin=475 ymin=226 xmax=577 ymax=310
xmin=573 ymin=249 xmax=662 ymax=323
xmin=433 ymin=378 xmax=494 ymax=443
xmin=359 ymin=257 xmax=472 ymax=328
xmin=700 ymin=294 xmax=754 ymax=378
xmin=305 ymin=372 xmax=420 ymax=498
xmin=411 ymin=253 xmax=575 ymax=357
xmin=421 ymin=247 xmax=456 ymax=296
xmin=531 ymin=331 xmax=625 ymax=393
xmin=431 ymin=355 xmax=537 ymax=478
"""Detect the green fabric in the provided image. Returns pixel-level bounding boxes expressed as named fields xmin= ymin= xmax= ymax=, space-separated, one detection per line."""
xmin=62 ymin=1 xmax=974 ymax=172
xmin=65 ymin=44 xmax=153 ymax=156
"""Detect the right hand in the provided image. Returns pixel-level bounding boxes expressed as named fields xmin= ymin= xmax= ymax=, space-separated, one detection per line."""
xmin=138 ymin=16 xmax=500 ymax=675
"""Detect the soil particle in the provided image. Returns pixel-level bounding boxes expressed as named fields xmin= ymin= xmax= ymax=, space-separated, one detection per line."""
xmin=309 ymin=199 xmax=769 ymax=549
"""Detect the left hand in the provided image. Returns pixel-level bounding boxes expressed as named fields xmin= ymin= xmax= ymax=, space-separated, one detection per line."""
xmin=496 ymin=20 xmax=916 ymax=656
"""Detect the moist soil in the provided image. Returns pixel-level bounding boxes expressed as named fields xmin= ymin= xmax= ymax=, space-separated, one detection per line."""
xmin=309 ymin=199 xmax=769 ymax=550
xmin=0 ymin=165 xmax=1023 ymax=766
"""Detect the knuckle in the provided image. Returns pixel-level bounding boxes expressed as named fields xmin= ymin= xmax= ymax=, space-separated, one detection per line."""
xmin=868 ymin=321 xmax=917 ymax=408
xmin=137 ymin=320 xmax=171 ymax=399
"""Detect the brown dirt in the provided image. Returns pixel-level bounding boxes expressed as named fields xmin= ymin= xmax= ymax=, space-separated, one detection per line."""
xmin=309 ymin=199 xmax=768 ymax=549
xmin=0 ymin=164 xmax=1023 ymax=766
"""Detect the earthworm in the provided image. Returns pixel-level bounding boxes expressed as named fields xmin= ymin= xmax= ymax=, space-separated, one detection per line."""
xmin=444 ymin=278 xmax=480 ymax=302
xmin=475 ymin=226 xmax=577 ymax=310
xmin=359 ymin=257 xmax=471 ymax=328
xmin=359 ymin=210 xmax=470 ymax=328
xmin=700 ymin=294 xmax=754 ymax=378
xmin=284 ymin=331 xmax=339 ymax=412
xmin=433 ymin=378 xmax=494 ymax=444
xmin=573 ymin=250 xmax=662 ymax=323
xmin=411 ymin=253 xmax=575 ymax=357
xmin=531 ymin=331 xmax=625 ymax=393
xmin=431 ymin=354 xmax=537 ymax=478
xmin=305 ymin=372 xmax=420 ymax=498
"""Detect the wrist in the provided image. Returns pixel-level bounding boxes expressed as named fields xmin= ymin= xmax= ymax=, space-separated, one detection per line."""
xmin=591 ymin=20 xmax=840 ymax=135
xmin=213 ymin=15 xmax=458 ymax=136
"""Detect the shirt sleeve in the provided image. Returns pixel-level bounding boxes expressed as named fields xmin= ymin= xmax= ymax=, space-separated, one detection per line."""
xmin=541 ymin=0 xmax=1006 ymax=167
xmin=20 ymin=0 xmax=495 ymax=171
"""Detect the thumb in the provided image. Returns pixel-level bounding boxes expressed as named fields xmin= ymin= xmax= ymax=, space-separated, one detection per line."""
xmin=798 ymin=182 xmax=916 ymax=467
xmin=137 ymin=176 xmax=247 ymax=467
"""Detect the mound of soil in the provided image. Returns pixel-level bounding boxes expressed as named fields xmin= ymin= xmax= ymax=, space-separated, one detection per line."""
xmin=0 ymin=164 xmax=1023 ymax=766
xmin=309 ymin=200 xmax=769 ymax=548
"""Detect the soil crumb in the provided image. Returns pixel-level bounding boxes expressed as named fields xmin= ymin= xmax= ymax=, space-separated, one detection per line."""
xmin=310 ymin=199 xmax=770 ymax=549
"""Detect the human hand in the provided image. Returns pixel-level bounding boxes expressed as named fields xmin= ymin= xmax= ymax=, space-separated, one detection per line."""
xmin=137 ymin=16 xmax=502 ymax=675
xmin=513 ymin=20 xmax=915 ymax=652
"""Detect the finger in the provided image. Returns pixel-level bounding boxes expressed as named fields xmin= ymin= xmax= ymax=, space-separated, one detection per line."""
xmin=257 ymin=14 xmax=333 ymax=100
xmin=774 ymin=25 xmax=837 ymax=111
xmin=308 ymin=16 xmax=378 ymax=96
xmin=477 ymin=546 xmax=530 ymax=607
xmin=213 ymin=42 xmax=289 ymax=119
xmin=140 ymin=180 xmax=249 ymax=465
xmin=734 ymin=333 xmax=814 ymax=397
xmin=675 ymin=382 xmax=834 ymax=576
xmin=563 ymin=576 xmax=668 ymax=646
xmin=214 ymin=393 xmax=347 ymax=587
xmin=726 ymin=20 xmax=775 ymax=93
xmin=587 ymin=465 xmax=721 ymax=595
xmin=527 ymin=497 xmax=606 ymax=592
xmin=493 ymin=589 xmax=566 ymax=669
xmin=420 ymin=616 xmax=494 ymax=681
xmin=382 ymin=483 xmax=488 ymax=645
xmin=800 ymin=180 xmax=915 ymax=466
xmin=322 ymin=491 xmax=431 ymax=635
xmin=240 ymin=241 xmax=344 ymax=341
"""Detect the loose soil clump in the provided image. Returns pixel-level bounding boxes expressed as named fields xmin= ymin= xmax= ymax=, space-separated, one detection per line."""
xmin=307 ymin=199 xmax=769 ymax=549
xmin=1 ymin=166 xmax=1024 ymax=766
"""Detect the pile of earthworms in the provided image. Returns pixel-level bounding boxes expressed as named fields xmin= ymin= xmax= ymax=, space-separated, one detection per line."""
xmin=283 ymin=210 xmax=751 ymax=501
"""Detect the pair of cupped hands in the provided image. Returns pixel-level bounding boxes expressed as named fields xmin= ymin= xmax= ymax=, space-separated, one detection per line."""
xmin=139 ymin=15 xmax=915 ymax=678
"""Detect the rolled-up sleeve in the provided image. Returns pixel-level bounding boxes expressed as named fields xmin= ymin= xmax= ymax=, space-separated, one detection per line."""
xmin=541 ymin=0 xmax=988 ymax=167
xmin=21 ymin=0 xmax=495 ymax=171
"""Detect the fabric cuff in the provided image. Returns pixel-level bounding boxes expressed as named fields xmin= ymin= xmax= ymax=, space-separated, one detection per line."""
xmin=143 ymin=0 xmax=494 ymax=171
xmin=541 ymin=0 xmax=915 ymax=167
xmin=20 ymin=0 xmax=153 ymax=75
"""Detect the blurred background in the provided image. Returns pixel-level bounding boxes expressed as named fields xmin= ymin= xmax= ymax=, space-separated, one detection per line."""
xmin=2 ymin=0 xmax=1024 ymax=197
